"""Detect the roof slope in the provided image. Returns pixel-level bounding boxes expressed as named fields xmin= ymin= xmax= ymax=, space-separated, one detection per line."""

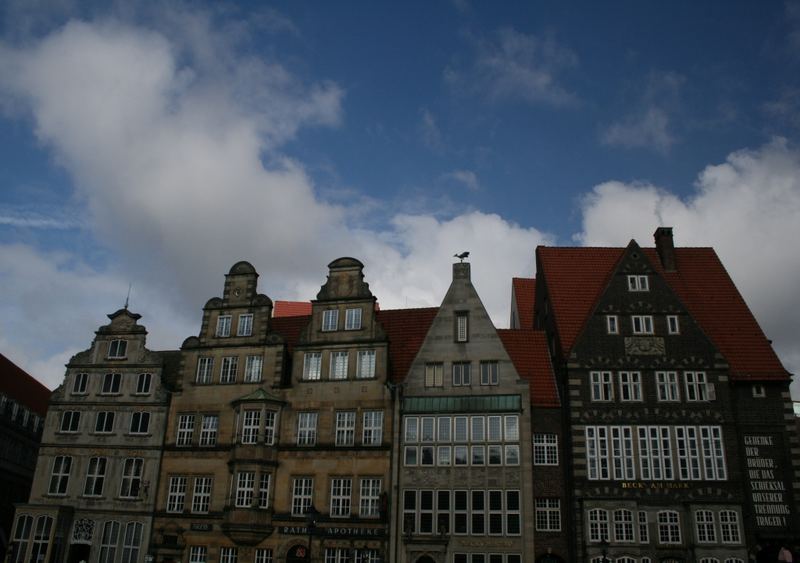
xmin=0 ymin=353 xmax=52 ymax=415
xmin=511 ymin=277 xmax=536 ymax=329
xmin=497 ymin=329 xmax=559 ymax=407
xmin=273 ymin=301 xmax=312 ymax=318
xmin=376 ymin=307 xmax=439 ymax=383
xmin=270 ymin=315 xmax=311 ymax=355
xmin=535 ymin=245 xmax=788 ymax=381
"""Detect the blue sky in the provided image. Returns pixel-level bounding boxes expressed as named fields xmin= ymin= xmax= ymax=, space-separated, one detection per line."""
xmin=1 ymin=1 xmax=800 ymax=392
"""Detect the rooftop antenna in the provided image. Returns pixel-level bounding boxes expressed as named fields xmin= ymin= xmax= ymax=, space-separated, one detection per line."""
xmin=124 ymin=283 xmax=132 ymax=310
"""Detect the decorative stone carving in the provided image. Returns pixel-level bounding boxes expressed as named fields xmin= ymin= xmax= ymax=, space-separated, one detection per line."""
xmin=72 ymin=518 xmax=95 ymax=543
xmin=624 ymin=337 xmax=665 ymax=355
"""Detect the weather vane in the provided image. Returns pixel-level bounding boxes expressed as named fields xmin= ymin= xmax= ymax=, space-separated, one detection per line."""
xmin=454 ymin=251 xmax=469 ymax=262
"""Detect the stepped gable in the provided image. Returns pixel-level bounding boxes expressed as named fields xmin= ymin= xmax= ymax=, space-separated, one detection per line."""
xmin=497 ymin=329 xmax=559 ymax=407
xmin=0 ymin=353 xmax=51 ymax=415
xmin=536 ymin=243 xmax=789 ymax=381
xmin=375 ymin=307 xmax=439 ymax=383
xmin=511 ymin=277 xmax=536 ymax=329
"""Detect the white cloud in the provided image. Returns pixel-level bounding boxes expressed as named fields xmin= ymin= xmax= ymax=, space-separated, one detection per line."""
xmin=442 ymin=169 xmax=480 ymax=191
xmin=0 ymin=13 xmax=550 ymax=388
xmin=446 ymin=28 xmax=578 ymax=107
xmin=577 ymin=138 xmax=800 ymax=395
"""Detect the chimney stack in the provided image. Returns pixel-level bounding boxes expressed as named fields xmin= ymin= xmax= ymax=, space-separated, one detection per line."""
xmin=453 ymin=262 xmax=471 ymax=281
xmin=654 ymin=227 xmax=676 ymax=272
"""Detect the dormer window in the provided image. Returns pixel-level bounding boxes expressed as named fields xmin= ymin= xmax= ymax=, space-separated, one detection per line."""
xmin=322 ymin=310 xmax=339 ymax=332
xmin=627 ymin=275 xmax=649 ymax=292
xmin=237 ymin=314 xmax=253 ymax=337
xmin=345 ymin=308 xmax=362 ymax=330
xmin=216 ymin=315 xmax=232 ymax=337
xmin=455 ymin=312 xmax=469 ymax=342
xmin=108 ymin=340 xmax=127 ymax=359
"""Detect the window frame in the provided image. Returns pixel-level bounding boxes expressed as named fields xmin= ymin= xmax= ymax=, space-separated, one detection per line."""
xmin=627 ymin=275 xmax=649 ymax=292
xmin=135 ymin=372 xmax=152 ymax=395
xmin=667 ymin=315 xmax=680 ymax=334
xmin=322 ymin=309 xmax=339 ymax=332
xmin=101 ymin=373 xmax=121 ymax=395
xmin=345 ymin=308 xmax=362 ymax=330
xmin=606 ymin=315 xmax=619 ymax=334
xmin=216 ymin=315 xmax=231 ymax=337
xmin=237 ymin=314 xmax=253 ymax=337
xmin=631 ymin=315 xmax=654 ymax=335
xmin=108 ymin=339 xmax=128 ymax=359
xmin=72 ymin=372 xmax=89 ymax=395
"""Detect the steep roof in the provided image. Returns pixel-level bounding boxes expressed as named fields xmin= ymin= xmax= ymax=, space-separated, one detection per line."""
xmin=376 ymin=307 xmax=439 ymax=383
xmin=273 ymin=301 xmax=312 ymax=318
xmin=535 ymin=245 xmax=789 ymax=381
xmin=497 ymin=329 xmax=560 ymax=407
xmin=0 ymin=353 xmax=51 ymax=415
xmin=511 ymin=277 xmax=536 ymax=329
xmin=270 ymin=314 xmax=310 ymax=354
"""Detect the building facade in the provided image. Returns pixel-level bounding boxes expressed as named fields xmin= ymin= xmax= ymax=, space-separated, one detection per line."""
xmin=10 ymin=309 xmax=173 ymax=563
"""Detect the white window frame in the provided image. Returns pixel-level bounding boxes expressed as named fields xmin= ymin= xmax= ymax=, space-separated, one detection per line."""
xmin=263 ymin=411 xmax=277 ymax=445
xmin=480 ymin=361 xmax=499 ymax=385
xmin=606 ymin=315 xmax=619 ymax=334
xmin=695 ymin=509 xmax=716 ymax=543
xmin=345 ymin=308 xmax=362 ymax=330
xmin=192 ymin=477 xmax=212 ymax=513
xmin=685 ymin=371 xmax=709 ymax=402
xmin=588 ymin=508 xmax=609 ymax=542
xmin=618 ymin=371 xmax=642 ymax=402
xmin=135 ymin=372 xmax=152 ymax=394
xmin=291 ymin=477 xmax=313 ymax=516
xmin=108 ymin=339 xmax=128 ymax=358
xmin=237 ymin=314 xmax=253 ymax=336
xmin=199 ymin=415 xmax=218 ymax=446
xmin=639 ymin=510 xmax=649 ymax=543
xmin=358 ymin=478 xmax=382 ymax=518
xmin=330 ymin=351 xmax=349 ymax=380
xmin=255 ymin=550 xmax=273 ymax=563
xmin=189 ymin=546 xmax=207 ymax=563
xmin=72 ymin=372 xmax=88 ymax=394
xmin=216 ymin=315 xmax=231 ymax=337
xmin=129 ymin=411 xmax=150 ymax=434
xmin=244 ymin=355 xmax=263 ymax=382
xmin=656 ymin=371 xmax=680 ymax=401
xmin=259 ymin=473 xmax=271 ymax=509
xmin=667 ymin=315 xmax=680 ymax=334
xmin=632 ymin=315 xmax=654 ymax=334
xmin=452 ymin=362 xmax=471 ymax=386
xmin=83 ymin=457 xmax=107 ymax=497
xmin=613 ymin=509 xmax=634 ymax=542
xmin=220 ymin=356 xmax=238 ymax=384
xmin=424 ymin=363 xmax=443 ymax=387
xmin=720 ymin=510 xmax=741 ymax=543
xmin=627 ymin=275 xmax=649 ymax=291
xmin=303 ymin=352 xmax=322 ymax=380
xmin=121 ymin=521 xmax=143 ymax=563
xmin=322 ymin=309 xmax=339 ymax=332
xmin=330 ymin=477 xmax=352 ymax=517
xmin=119 ymin=458 xmax=143 ymax=498
xmin=357 ymin=350 xmax=376 ymax=378
xmin=455 ymin=312 xmax=469 ymax=342
xmin=166 ymin=476 xmax=187 ymax=513
xmin=241 ymin=410 xmax=261 ymax=444
xmin=535 ymin=498 xmax=561 ymax=531
xmin=362 ymin=411 xmax=383 ymax=446
xmin=95 ymin=411 xmax=115 ymax=434
xmin=101 ymin=373 xmax=121 ymax=395
xmin=590 ymin=371 xmax=613 ymax=401
xmin=335 ymin=411 xmax=356 ymax=446
xmin=196 ymin=357 xmax=213 ymax=384
xmin=657 ymin=510 xmax=681 ymax=544
xmin=533 ymin=433 xmax=558 ymax=465
xmin=297 ymin=412 xmax=318 ymax=446
xmin=220 ymin=547 xmax=238 ymax=563
xmin=235 ymin=472 xmax=255 ymax=507
xmin=60 ymin=411 xmax=81 ymax=433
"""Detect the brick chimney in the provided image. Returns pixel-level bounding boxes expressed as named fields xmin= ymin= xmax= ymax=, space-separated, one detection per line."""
xmin=654 ymin=227 xmax=676 ymax=272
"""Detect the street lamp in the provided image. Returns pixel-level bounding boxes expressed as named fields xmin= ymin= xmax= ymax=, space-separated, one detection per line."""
xmin=599 ymin=538 xmax=609 ymax=563
xmin=306 ymin=505 xmax=319 ymax=563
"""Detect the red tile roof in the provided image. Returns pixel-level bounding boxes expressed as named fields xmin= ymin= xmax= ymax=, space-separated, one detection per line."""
xmin=376 ymin=308 xmax=439 ymax=383
xmin=536 ymin=245 xmax=789 ymax=381
xmin=273 ymin=301 xmax=312 ymax=318
xmin=270 ymin=315 xmax=310 ymax=354
xmin=497 ymin=329 xmax=560 ymax=407
xmin=511 ymin=278 xmax=536 ymax=329
xmin=0 ymin=353 xmax=51 ymax=415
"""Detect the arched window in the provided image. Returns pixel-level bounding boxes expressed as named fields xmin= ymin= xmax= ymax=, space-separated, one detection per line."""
xmin=98 ymin=521 xmax=120 ymax=563
xmin=695 ymin=510 xmax=716 ymax=543
xmin=121 ymin=522 xmax=143 ymax=563
xmin=657 ymin=510 xmax=681 ymax=544
xmin=30 ymin=516 xmax=53 ymax=563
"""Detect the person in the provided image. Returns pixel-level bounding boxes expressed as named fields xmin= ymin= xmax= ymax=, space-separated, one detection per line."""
xmin=778 ymin=545 xmax=793 ymax=562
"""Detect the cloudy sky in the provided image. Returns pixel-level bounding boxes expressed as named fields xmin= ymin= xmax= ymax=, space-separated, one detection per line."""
xmin=1 ymin=1 xmax=800 ymax=394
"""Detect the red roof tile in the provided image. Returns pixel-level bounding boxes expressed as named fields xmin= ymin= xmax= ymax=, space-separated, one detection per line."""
xmin=273 ymin=301 xmax=312 ymax=318
xmin=497 ymin=329 xmax=560 ymax=407
xmin=270 ymin=315 xmax=310 ymax=354
xmin=511 ymin=278 xmax=536 ymax=329
xmin=0 ymin=353 xmax=51 ymax=415
xmin=536 ymin=245 xmax=789 ymax=381
xmin=376 ymin=308 xmax=439 ymax=383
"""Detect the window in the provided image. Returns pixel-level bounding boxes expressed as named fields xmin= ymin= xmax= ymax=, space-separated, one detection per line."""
xmin=326 ymin=548 xmax=350 ymax=563
xmin=658 ymin=510 xmax=681 ymax=544
xmin=200 ymin=415 xmax=218 ymax=446
xmin=263 ymin=411 xmax=276 ymax=445
xmin=701 ymin=426 xmax=727 ymax=480
xmin=505 ymin=416 xmax=519 ymax=441
xmin=12 ymin=515 xmax=33 ymax=563
xmin=167 ymin=476 xmax=187 ymax=512
xmin=322 ymin=309 xmax=339 ymax=331
xmin=120 ymin=458 xmax=143 ymax=498
xmin=535 ymin=499 xmax=560 ymax=531
xmin=345 ymin=308 xmax=362 ymax=330
xmin=135 ymin=373 xmax=152 ymax=394
xmin=618 ymin=371 xmax=642 ymax=401
xmin=752 ymin=384 xmax=766 ymax=398
xmin=656 ymin=371 xmax=680 ymax=401
xmin=405 ymin=418 xmax=419 ymax=442
xmin=613 ymin=509 xmax=634 ymax=542
xmin=48 ymin=456 xmax=71 ymax=495
xmin=330 ymin=351 xmax=349 ymax=380
xmin=720 ymin=510 xmax=741 ymax=543
xmin=695 ymin=510 xmax=716 ymax=543
xmin=627 ymin=275 xmax=649 ymax=291
xmin=586 ymin=427 xmax=609 ymax=480
xmin=533 ymin=434 xmax=558 ymax=465
xmin=357 ymin=350 xmax=376 ymax=378
xmin=330 ymin=478 xmax=352 ymax=517
xmin=121 ymin=522 xmax=143 ymax=563
xmin=72 ymin=372 xmax=88 ymax=394
xmin=335 ymin=411 xmax=356 ymax=446
xmin=362 ymin=411 xmax=383 ymax=445
xmin=108 ymin=339 xmax=128 ymax=358
xmin=102 ymin=373 xmax=121 ymax=394
xmin=303 ymin=353 xmax=322 ymax=380
xmin=83 ymin=457 xmax=107 ymax=496
xmin=471 ymin=417 xmax=485 ymax=441
xmin=244 ymin=356 xmax=263 ymax=382
xmin=454 ymin=490 xmax=468 ymax=534
xmin=98 ymin=521 xmax=120 ymax=563
xmin=297 ymin=412 xmax=318 ymax=446
xmin=259 ymin=473 xmax=271 ymax=508
xmin=404 ymin=446 xmax=418 ymax=465
xmin=216 ymin=315 xmax=231 ymax=337
xmin=237 ymin=314 xmax=253 ymax=336
xmin=291 ymin=477 xmax=313 ymax=515
xmin=360 ymin=478 xmax=381 ymax=518
xmin=255 ymin=549 xmax=273 ymax=563
xmin=452 ymin=362 xmax=471 ymax=386
xmin=611 ymin=427 xmax=635 ymax=480
xmin=189 ymin=547 xmax=207 ymax=563
xmin=488 ymin=416 xmax=502 ymax=441
xmin=129 ymin=412 xmax=150 ymax=434
xmin=505 ymin=445 xmax=520 ymax=465
xmin=506 ymin=491 xmax=521 ymax=535
xmin=480 ymin=361 xmax=499 ymax=385
xmin=685 ymin=371 xmax=709 ymax=401
xmin=590 ymin=371 xmax=613 ymax=401
xmin=606 ymin=315 xmax=619 ymax=334
xmin=196 ymin=357 xmax=213 ymax=384
xmin=220 ymin=547 xmax=238 ymax=563
xmin=235 ymin=472 xmax=255 ymax=507
xmin=354 ymin=550 xmax=378 ymax=563
xmin=192 ymin=477 xmax=212 ymax=513
xmin=95 ymin=411 xmax=115 ymax=433
xmin=588 ymin=509 xmax=609 ymax=542
xmin=638 ymin=426 xmax=674 ymax=480
xmin=425 ymin=363 xmax=443 ymax=387
xmin=667 ymin=315 xmax=680 ymax=334
xmin=177 ymin=414 xmax=195 ymax=446
xmin=242 ymin=410 xmax=260 ymax=444
xmin=455 ymin=312 xmax=469 ymax=342
xmin=60 ymin=411 xmax=80 ymax=433
xmin=220 ymin=356 xmax=238 ymax=383
xmin=638 ymin=511 xmax=649 ymax=543
xmin=632 ymin=315 xmax=654 ymax=334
